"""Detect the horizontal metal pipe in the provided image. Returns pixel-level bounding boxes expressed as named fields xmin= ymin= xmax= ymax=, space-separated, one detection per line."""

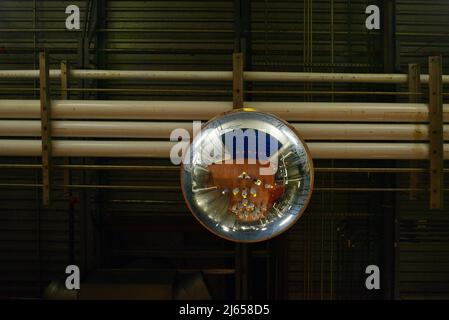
xmin=246 ymin=72 xmax=449 ymax=84
xmin=0 ymin=100 xmax=230 ymax=120
xmin=0 ymin=183 xmax=448 ymax=193
xmin=249 ymin=102 xmax=449 ymax=122
xmin=106 ymin=199 xmax=184 ymax=204
xmin=1 ymin=69 xmax=449 ymax=84
xmin=0 ymin=164 xmax=42 ymax=170
xmin=315 ymin=168 xmax=432 ymax=173
xmin=315 ymin=188 xmax=449 ymax=192
xmin=0 ymin=183 xmax=177 ymax=190
xmin=0 ymin=70 xmax=61 ymax=79
xmin=0 ymin=164 xmax=446 ymax=174
xmin=57 ymin=164 xmax=178 ymax=171
xmin=0 ymin=120 xmax=191 ymax=138
xmin=292 ymin=123 xmax=449 ymax=141
xmin=247 ymin=90 xmax=422 ymax=96
xmin=1 ymin=120 xmax=448 ymax=141
xmin=0 ymin=70 xmax=232 ymax=81
xmin=0 ymin=164 xmax=179 ymax=171
xmin=0 ymin=140 xmax=448 ymax=160
xmin=0 ymin=87 xmax=425 ymax=96
xmin=74 ymin=70 xmax=233 ymax=81
xmin=309 ymin=143 xmax=449 ymax=159
xmin=245 ymin=72 xmax=408 ymax=83
xmin=1 ymin=100 xmax=449 ymax=122
xmin=64 ymin=184 xmax=178 ymax=190
xmin=0 ymin=140 xmax=175 ymax=157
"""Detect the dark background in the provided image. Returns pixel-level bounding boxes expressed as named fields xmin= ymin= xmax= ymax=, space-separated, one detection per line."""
xmin=0 ymin=0 xmax=448 ymax=300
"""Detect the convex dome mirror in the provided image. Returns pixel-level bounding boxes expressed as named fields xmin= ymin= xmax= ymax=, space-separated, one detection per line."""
xmin=181 ymin=109 xmax=314 ymax=242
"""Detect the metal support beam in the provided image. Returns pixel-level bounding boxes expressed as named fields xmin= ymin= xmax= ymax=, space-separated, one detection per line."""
xmin=233 ymin=0 xmax=251 ymax=54
xmin=61 ymin=60 xmax=75 ymax=265
xmin=233 ymin=53 xmax=244 ymax=109
xmin=39 ymin=51 xmax=52 ymax=206
xmin=60 ymin=61 xmax=69 ymax=99
xmin=396 ymin=63 xmax=420 ymax=299
xmin=408 ymin=64 xmax=421 ymax=201
xmin=232 ymin=2 xmax=250 ymax=293
xmin=381 ymin=2 xmax=397 ymax=297
xmin=233 ymin=0 xmax=252 ymax=100
xmin=61 ymin=61 xmax=71 ymax=196
xmin=382 ymin=0 xmax=397 ymax=72
xmin=233 ymin=0 xmax=242 ymax=52
xmin=428 ymin=56 xmax=445 ymax=209
xmin=273 ymin=234 xmax=289 ymax=299
xmin=235 ymin=243 xmax=249 ymax=299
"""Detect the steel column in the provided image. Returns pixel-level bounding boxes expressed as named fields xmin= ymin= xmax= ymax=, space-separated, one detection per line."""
xmin=38 ymin=52 xmax=52 ymax=206
xmin=60 ymin=61 xmax=71 ymax=196
xmin=408 ymin=64 xmax=421 ymax=201
xmin=428 ymin=56 xmax=445 ymax=209
xmin=233 ymin=53 xmax=244 ymax=109
xmin=382 ymin=0 xmax=397 ymax=73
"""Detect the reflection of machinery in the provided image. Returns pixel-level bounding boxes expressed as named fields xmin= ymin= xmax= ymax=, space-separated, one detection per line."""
xmin=209 ymin=162 xmax=286 ymax=222
xmin=181 ymin=109 xmax=314 ymax=242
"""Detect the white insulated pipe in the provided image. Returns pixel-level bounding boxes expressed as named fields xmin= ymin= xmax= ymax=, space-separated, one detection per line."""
xmin=0 ymin=140 xmax=174 ymax=158
xmin=309 ymin=143 xmax=449 ymax=160
xmin=293 ymin=123 xmax=449 ymax=141
xmin=0 ymin=120 xmax=192 ymax=139
xmin=0 ymin=70 xmax=62 ymax=79
xmin=0 ymin=100 xmax=231 ymax=120
xmin=0 ymin=70 xmax=232 ymax=81
xmin=1 ymin=69 xmax=449 ymax=84
xmin=248 ymin=102 xmax=449 ymax=122
xmin=1 ymin=100 xmax=449 ymax=122
xmin=74 ymin=70 xmax=233 ymax=81
xmin=246 ymin=72 xmax=448 ymax=84
xmin=246 ymin=72 xmax=408 ymax=83
xmin=0 ymin=140 xmax=448 ymax=160
xmin=0 ymin=120 xmax=448 ymax=141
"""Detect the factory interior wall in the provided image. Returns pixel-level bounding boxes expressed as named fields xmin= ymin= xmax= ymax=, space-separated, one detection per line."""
xmin=0 ymin=0 xmax=448 ymax=299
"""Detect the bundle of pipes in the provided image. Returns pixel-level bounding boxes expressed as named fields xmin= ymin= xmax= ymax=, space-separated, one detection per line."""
xmin=0 ymin=100 xmax=448 ymax=160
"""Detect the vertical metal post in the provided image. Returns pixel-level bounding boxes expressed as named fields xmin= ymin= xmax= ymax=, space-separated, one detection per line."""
xmin=235 ymin=243 xmax=248 ymax=299
xmin=381 ymin=1 xmax=397 ymax=301
xmin=61 ymin=61 xmax=76 ymax=265
xmin=382 ymin=0 xmax=397 ymax=73
xmin=273 ymin=234 xmax=289 ymax=299
xmin=408 ymin=64 xmax=421 ymax=201
xmin=60 ymin=61 xmax=69 ymax=98
xmin=428 ymin=56 xmax=444 ymax=210
xmin=232 ymin=52 xmax=248 ymax=299
xmin=396 ymin=63 xmax=419 ymax=299
xmin=39 ymin=51 xmax=52 ymax=206
xmin=233 ymin=53 xmax=244 ymax=109
xmin=233 ymin=0 xmax=251 ymax=299
xmin=233 ymin=0 xmax=241 ymax=52
xmin=61 ymin=61 xmax=71 ymax=196
xmin=233 ymin=0 xmax=251 ymax=54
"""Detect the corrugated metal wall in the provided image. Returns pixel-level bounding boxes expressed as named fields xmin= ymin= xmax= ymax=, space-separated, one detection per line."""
xmin=396 ymin=165 xmax=449 ymax=299
xmin=0 ymin=0 xmax=448 ymax=299
xmin=396 ymin=0 xmax=449 ymax=300
xmin=397 ymin=0 xmax=449 ymax=71
xmin=0 ymin=0 xmax=87 ymax=297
